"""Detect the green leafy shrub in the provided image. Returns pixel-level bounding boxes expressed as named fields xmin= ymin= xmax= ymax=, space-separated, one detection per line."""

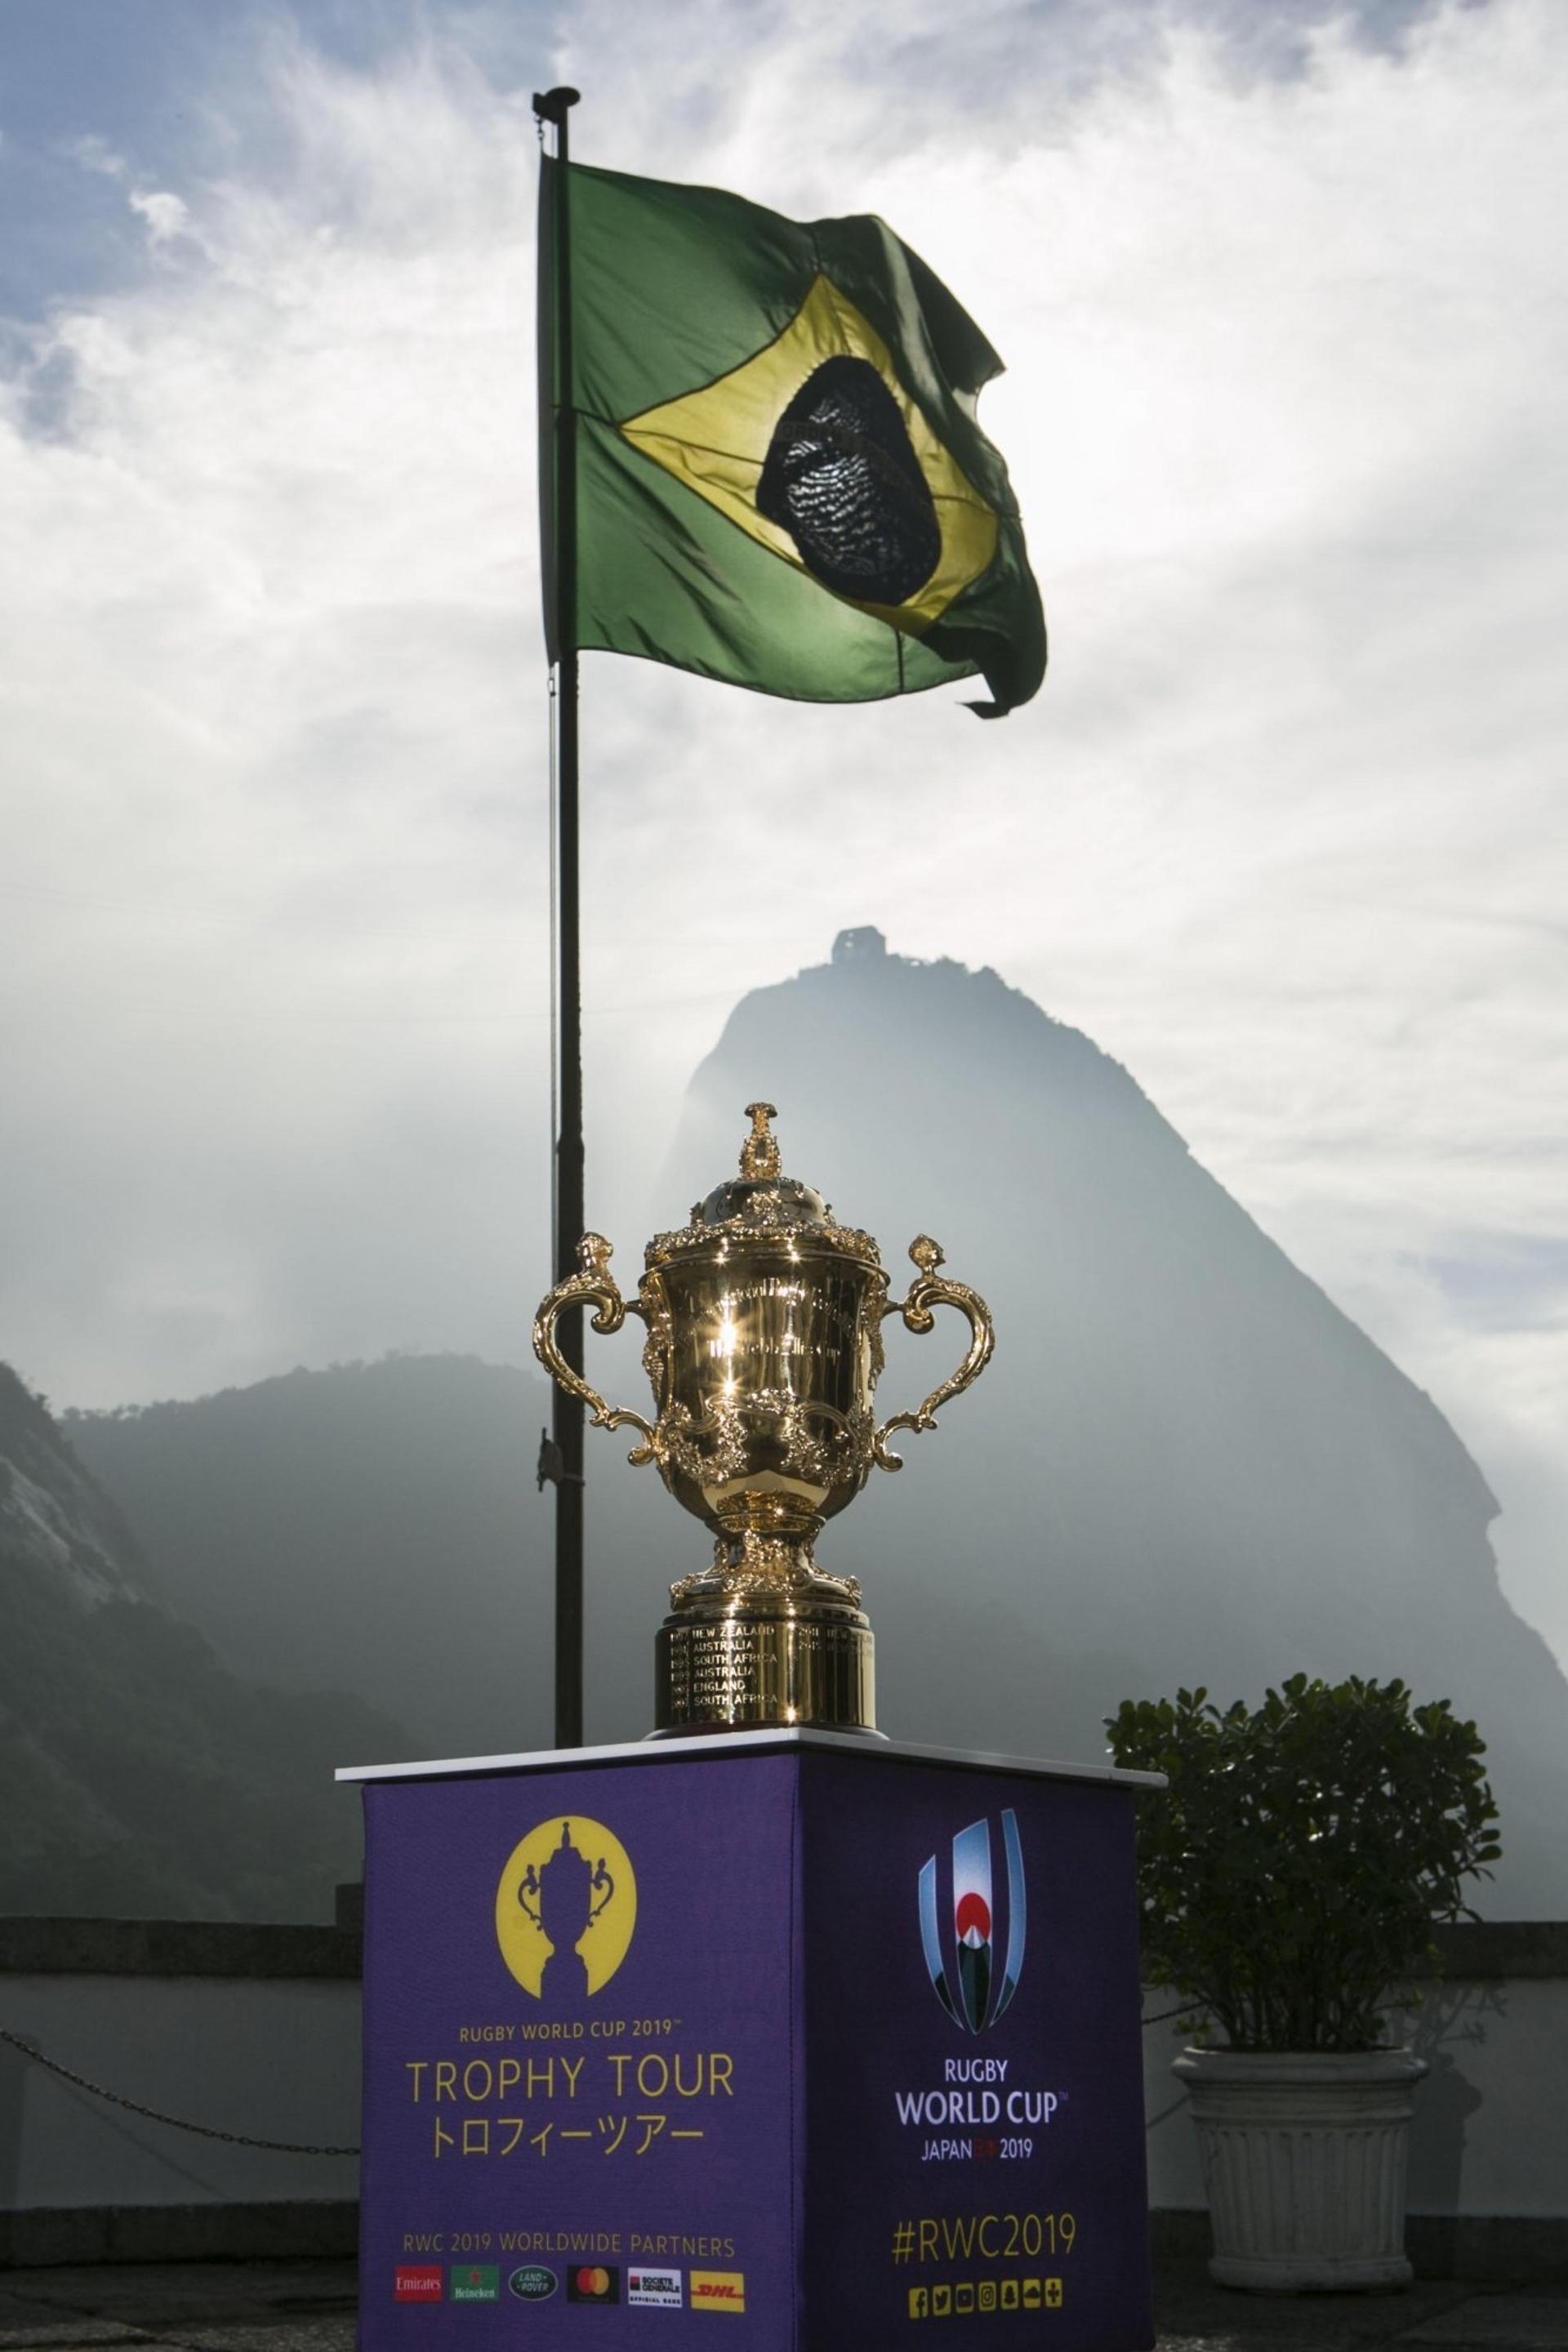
xmin=1106 ymin=1673 xmax=1501 ymax=2051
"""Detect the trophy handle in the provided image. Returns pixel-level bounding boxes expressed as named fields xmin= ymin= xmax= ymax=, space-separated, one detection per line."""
xmin=532 ymin=1234 xmax=657 ymax=1468
xmin=873 ymin=1236 xmax=996 ymax=1472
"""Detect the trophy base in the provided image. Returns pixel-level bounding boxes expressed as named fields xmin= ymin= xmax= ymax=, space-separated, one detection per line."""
xmin=654 ymin=1591 xmax=878 ymax=1735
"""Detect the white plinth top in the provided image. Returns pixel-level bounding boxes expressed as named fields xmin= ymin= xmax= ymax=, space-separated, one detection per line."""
xmin=336 ymin=1725 xmax=1164 ymax=1790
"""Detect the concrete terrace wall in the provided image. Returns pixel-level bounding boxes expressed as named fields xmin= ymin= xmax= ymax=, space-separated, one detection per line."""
xmin=2 ymin=1911 xmax=1564 ymax=2272
xmin=1143 ymin=1922 xmax=1568 ymax=2278
xmin=0 ymin=1914 xmax=361 ymax=2265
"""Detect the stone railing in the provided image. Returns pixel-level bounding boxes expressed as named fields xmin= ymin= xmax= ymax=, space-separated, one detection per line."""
xmin=0 ymin=1898 xmax=362 ymax=2266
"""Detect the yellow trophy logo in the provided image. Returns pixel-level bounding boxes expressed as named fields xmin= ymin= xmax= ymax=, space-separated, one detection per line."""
xmin=495 ymin=1816 xmax=637 ymax=1999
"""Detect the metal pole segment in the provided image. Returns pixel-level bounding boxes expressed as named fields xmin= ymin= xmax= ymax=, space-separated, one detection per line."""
xmin=532 ymin=85 xmax=584 ymax=1749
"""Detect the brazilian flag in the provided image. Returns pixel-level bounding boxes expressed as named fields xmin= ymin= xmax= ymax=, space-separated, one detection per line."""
xmin=541 ymin=160 xmax=1046 ymax=717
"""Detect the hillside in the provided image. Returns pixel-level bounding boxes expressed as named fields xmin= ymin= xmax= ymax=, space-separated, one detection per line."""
xmin=0 ymin=1365 xmax=407 ymax=1918
xmin=69 ymin=1352 xmax=553 ymax=1761
xmin=66 ymin=934 xmax=1568 ymax=1914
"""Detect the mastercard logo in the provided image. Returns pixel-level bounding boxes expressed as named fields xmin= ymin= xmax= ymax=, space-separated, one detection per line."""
xmin=566 ymin=2266 xmax=621 ymax=2305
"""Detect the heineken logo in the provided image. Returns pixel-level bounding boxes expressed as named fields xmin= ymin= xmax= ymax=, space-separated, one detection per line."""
xmin=450 ymin=2265 xmax=499 ymax=2304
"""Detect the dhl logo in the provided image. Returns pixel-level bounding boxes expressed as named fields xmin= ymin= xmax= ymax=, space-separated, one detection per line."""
xmin=690 ymin=2270 xmax=746 ymax=2314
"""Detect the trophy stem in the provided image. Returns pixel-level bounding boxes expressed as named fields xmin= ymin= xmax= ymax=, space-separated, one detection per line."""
xmin=652 ymin=1530 xmax=880 ymax=1736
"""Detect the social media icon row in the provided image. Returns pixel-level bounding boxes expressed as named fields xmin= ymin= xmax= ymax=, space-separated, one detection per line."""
xmin=908 ymin=2277 xmax=1064 ymax=2318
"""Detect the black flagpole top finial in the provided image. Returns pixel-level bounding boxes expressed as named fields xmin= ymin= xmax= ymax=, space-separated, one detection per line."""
xmin=532 ymin=87 xmax=581 ymax=126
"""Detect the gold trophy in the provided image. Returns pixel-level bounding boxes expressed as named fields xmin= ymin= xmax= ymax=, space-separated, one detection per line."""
xmin=532 ymin=1103 xmax=994 ymax=1735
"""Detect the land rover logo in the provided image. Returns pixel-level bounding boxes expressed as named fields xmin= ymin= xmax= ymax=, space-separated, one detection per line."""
xmin=507 ymin=2266 xmax=558 ymax=2302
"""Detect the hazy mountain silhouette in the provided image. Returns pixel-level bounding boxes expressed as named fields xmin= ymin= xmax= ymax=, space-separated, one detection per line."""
xmin=68 ymin=1352 xmax=552 ymax=1762
xmin=66 ymin=936 xmax=1568 ymax=1915
xmin=0 ymin=1364 xmax=406 ymax=1917
xmin=653 ymin=933 xmax=1567 ymax=1913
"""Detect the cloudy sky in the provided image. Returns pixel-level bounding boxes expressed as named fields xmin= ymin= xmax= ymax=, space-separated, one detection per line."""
xmin=3 ymin=1 xmax=1566 ymax=1657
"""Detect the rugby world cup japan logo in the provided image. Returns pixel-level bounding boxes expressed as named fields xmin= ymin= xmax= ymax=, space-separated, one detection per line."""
xmin=918 ymin=1810 xmax=1026 ymax=2034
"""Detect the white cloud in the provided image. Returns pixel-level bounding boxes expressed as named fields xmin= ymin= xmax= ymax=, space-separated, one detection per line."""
xmin=0 ymin=33 xmax=547 ymax=1404
xmin=1 ymin=2 xmax=1565 ymax=1650
xmin=128 ymin=189 xmax=195 ymax=248
xmin=65 ymin=133 xmax=129 ymax=181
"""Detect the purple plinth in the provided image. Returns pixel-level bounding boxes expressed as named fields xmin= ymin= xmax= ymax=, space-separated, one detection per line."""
xmin=344 ymin=1731 xmax=1155 ymax=2352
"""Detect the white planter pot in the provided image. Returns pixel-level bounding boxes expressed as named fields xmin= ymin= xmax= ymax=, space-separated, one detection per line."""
xmin=1172 ymin=2045 xmax=1428 ymax=2293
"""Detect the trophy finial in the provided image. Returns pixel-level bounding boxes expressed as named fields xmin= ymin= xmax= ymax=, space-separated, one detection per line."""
xmin=740 ymin=1102 xmax=781 ymax=1180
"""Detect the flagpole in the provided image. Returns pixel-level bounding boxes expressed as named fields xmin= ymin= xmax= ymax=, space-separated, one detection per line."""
xmin=533 ymin=83 xmax=584 ymax=1749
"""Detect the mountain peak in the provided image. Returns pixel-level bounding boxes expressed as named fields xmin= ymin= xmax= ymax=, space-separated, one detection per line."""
xmin=831 ymin=924 xmax=888 ymax=964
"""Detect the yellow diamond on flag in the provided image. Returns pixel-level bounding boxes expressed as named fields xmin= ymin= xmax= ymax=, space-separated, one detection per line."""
xmin=619 ymin=274 xmax=1000 ymax=635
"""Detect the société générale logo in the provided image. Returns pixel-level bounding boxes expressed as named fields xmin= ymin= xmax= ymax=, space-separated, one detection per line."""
xmin=918 ymin=1809 xmax=1026 ymax=2033
xmin=495 ymin=1816 xmax=637 ymax=1998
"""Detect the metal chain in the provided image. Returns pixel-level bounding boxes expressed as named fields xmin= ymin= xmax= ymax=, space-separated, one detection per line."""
xmin=0 ymin=2025 xmax=359 ymax=2155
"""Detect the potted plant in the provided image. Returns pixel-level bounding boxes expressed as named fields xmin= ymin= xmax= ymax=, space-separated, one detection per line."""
xmin=1106 ymin=1673 xmax=1499 ymax=2292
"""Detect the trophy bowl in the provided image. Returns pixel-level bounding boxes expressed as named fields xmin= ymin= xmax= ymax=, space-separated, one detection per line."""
xmin=533 ymin=1103 xmax=994 ymax=1735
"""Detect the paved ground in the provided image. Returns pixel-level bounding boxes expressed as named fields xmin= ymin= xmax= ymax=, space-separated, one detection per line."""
xmin=0 ymin=2263 xmax=356 ymax=2352
xmin=1153 ymin=2263 xmax=1568 ymax=2351
xmin=0 ymin=2257 xmax=1564 ymax=2351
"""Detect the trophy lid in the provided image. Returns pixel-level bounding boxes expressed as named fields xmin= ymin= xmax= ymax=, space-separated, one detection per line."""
xmin=646 ymin=1103 xmax=880 ymax=1267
